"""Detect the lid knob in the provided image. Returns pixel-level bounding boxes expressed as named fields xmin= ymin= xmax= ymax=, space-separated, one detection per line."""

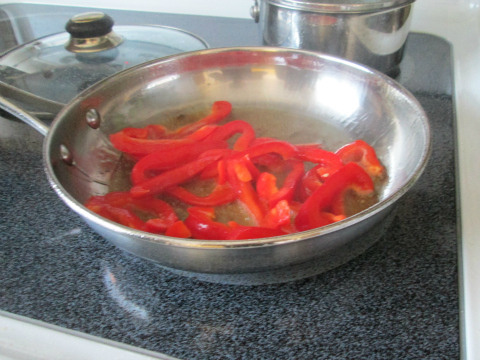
xmin=64 ymin=12 xmax=123 ymax=53
xmin=66 ymin=12 xmax=114 ymax=38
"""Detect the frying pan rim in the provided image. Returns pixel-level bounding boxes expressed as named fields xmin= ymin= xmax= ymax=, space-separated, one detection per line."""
xmin=42 ymin=46 xmax=431 ymax=250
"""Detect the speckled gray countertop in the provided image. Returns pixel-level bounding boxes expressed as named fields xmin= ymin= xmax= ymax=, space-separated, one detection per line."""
xmin=0 ymin=4 xmax=459 ymax=359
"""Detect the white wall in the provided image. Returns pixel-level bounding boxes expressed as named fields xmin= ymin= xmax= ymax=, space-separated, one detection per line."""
xmin=0 ymin=0 xmax=254 ymax=18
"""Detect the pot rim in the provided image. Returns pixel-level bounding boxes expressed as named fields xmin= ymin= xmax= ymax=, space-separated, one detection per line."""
xmin=262 ymin=0 xmax=415 ymax=13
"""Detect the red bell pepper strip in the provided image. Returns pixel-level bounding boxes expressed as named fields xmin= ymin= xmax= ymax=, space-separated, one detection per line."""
xmin=216 ymin=160 xmax=227 ymax=185
xmin=268 ymin=160 xmax=304 ymax=208
xmin=231 ymin=156 xmax=260 ymax=183
xmin=227 ymin=226 xmax=287 ymax=240
xmin=203 ymin=120 xmax=256 ymax=151
xmin=85 ymin=191 xmax=179 ymax=233
xmin=184 ymin=207 xmax=233 ymax=240
xmin=294 ymin=162 xmax=374 ymax=231
xmin=298 ymin=164 xmax=327 ymax=201
xmin=263 ymin=200 xmax=291 ymax=229
xmin=198 ymin=149 xmax=235 ymax=180
xmin=257 ymin=160 xmax=304 ymax=208
xmin=110 ymin=124 xmax=219 ymax=158
xmin=256 ymin=172 xmax=278 ymax=204
xmin=130 ymin=140 xmax=227 ymax=185
xmin=172 ymin=101 xmax=232 ymax=137
xmin=110 ymin=130 xmax=196 ymax=156
xmin=165 ymin=220 xmax=192 ymax=238
xmin=295 ymin=147 xmax=343 ymax=177
xmin=130 ymin=154 xmax=222 ymax=198
xmin=226 ymin=158 xmax=266 ymax=225
xmin=85 ymin=197 xmax=147 ymax=231
xmin=166 ymin=182 xmax=236 ymax=206
xmin=234 ymin=140 xmax=298 ymax=161
xmin=251 ymin=153 xmax=283 ymax=172
xmin=99 ymin=205 xmax=147 ymax=230
xmin=335 ymin=139 xmax=385 ymax=178
xmin=183 ymin=125 xmax=219 ymax=142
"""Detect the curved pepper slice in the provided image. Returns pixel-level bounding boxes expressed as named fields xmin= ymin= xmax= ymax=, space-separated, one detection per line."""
xmin=183 ymin=207 xmax=233 ymax=240
xmin=166 ymin=182 xmax=236 ymax=206
xmin=165 ymin=220 xmax=192 ymax=238
xmin=295 ymin=147 xmax=343 ymax=177
xmin=294 ymin=162 xmax=374 ymax=231
xmin=263 ymin=200 xmax=292 ymax=229
xmin=130 ymin=154 xmax=222 ymax=198
xmin=268 ymin=160 xmax=304 ymax=208
xmin=85 ymin=191 xmax=178 ymax=233
xmin=257 ymin=160 xmax=304 ymax=209
xmin=172 ymin=101 xmax=232 ymax=137
xmin=257 ymin=172 xmax=278 ymax=204
xmin=335 ymin=139 xmax=385 ymax=178
xmin=130 ymin=141 xmax=227 ymax=185
xmin=203 ymin=119 xmax=256 ymax=151
xmin=234 ymin=140 xmax=298 ymax=161
xmin=86 ymin=203 xmax=146 ymax=230
xmin=226 ymin=158 xmax=267 ymax=225
xmin=109 ymin=130 xmax=195 ymax=156
xmin=109 ymin=123 xmax=219 ymax=158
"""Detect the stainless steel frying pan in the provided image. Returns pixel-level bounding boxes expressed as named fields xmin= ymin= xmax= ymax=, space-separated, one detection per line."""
xmin=0 ymin=47 xmax=431 ymax=285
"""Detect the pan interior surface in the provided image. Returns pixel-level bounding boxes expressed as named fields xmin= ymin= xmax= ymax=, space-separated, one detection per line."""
xmin=43 ymin=48 xmax=429 ymax=281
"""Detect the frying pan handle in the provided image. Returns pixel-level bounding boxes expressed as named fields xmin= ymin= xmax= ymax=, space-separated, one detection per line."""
xmin=0 ymin=95 xmax=49 ymax=136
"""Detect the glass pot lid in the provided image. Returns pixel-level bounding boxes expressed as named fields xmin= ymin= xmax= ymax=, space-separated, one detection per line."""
xmin=0 ymin=12 xmax=208 ymax=111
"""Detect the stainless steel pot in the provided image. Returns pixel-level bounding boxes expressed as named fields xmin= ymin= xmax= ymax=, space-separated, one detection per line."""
xmin=251 ymin=0 xmax=415 ymax=77
xmin=0 ymin=47 xmax=430 ymax=285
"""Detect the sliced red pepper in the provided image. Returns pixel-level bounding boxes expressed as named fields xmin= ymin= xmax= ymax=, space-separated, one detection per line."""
xmin=130 ymin=140 xmax=227 ymax=185
xmin=173 ymin=101 xmax=232 ymax=137
xmin=294 ymin=162 xmax=374 ymax=231
xmin=184 ymin=125 xmax=219 ymax=142
xmin=250 ymin=137 xmax=277 ymax=145
xmin=251 ymin=153 xmax=283 ymax=172
xmin=216 ymin=160 xmax=227 ymax=185
xmin=165 ymin=220 xmax=192 ymax=238
xmin=335 ymin=139 xmax=385 ymax=178
xmin=256 ymin=172 xmax=278 ymax=204
xmin=226 ymin=158 xmax=266 ymax=225
xmin=298 ymin=164 xmax=326 ymax=201
xmin=85 ymin=196 xmax=146 ymax=231
xmin=256 ymin=160 xmax=304 ymax=208
xmin=184 ymin=207 xmax=233 ymax=240
xmin=85 ymin=191 xmax=178 ymax=233
xmin=203 ymin=120 xmax=256 ymax=151
xmin=231 ymin=156 xmax=260 ymax=183
xmin=130 ymin=154 xmax=222 ymax=198
xmin=268 ymin=160 xmax=304 ymax=208
xmin=110 ymin=130 xmax=196 ymax=156
xmin=295 ymin=147 xmax=343 ymax=178
xmin=198 ymin=149 xmax=235 ymax=180
xmin=227 ymin=226 xmax=287 ymax=240
xmin=166 ymin=182 xmax=236 ymax=206
xmin=234 ymin=140 xmax=298 ymax=161
xmin=263 ymin=200 xmax=291 ymax=229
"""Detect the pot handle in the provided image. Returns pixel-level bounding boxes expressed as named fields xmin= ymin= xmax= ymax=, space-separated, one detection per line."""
xmin=0 ymin=94 xmax=50 ymax=136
